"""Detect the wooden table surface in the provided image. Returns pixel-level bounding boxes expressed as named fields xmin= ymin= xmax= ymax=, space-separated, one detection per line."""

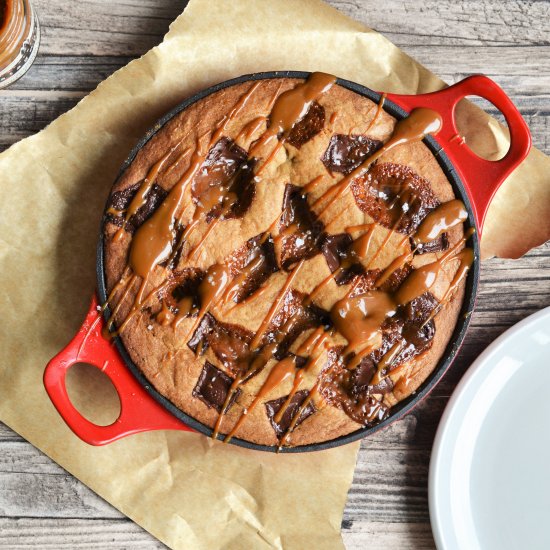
xmin=1 ymin=1 xmax=549 ymax=548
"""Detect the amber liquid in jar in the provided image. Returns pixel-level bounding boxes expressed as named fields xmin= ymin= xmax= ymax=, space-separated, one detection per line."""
xmin=0 ymin=0 xmax=40 ymax=88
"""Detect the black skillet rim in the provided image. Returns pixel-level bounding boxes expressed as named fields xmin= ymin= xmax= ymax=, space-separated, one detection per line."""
xmin=97 ymin=71 xmax=480 ymax=453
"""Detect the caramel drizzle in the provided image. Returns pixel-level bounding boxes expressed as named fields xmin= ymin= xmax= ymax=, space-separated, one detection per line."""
xmin=225 ymin=326 xmax=332 ymax=442
xmin=235 ymin=116 xmax=267 ymax=143
xmin=223 ymin=101 xmax=468 ymax=444
xmin=250 ymin=260 xmax=305 ymax=349
xmin=225 ymin=283 xmax=270 ymax=313
xmin=366 ymin=93 xmax=386 ymax=132
xmin=254 ymin=73 xmax=337 ymax=175
xmin=277 ymin=193 xmax=476 ymax=446
xmin=114 ymin=141 xmax=189 ymax=242
xmin=395 ymin=228 xmax=474 ymax=306
xmin=278 ymin=384 xmax=320 ymax=449
xmin=313 ymin=108 xmax=443 ymax=219
xmin=212 ymin=342 xmax=278 ymax=439
xmin=273 ymin=329 xmax=331 ymax=423
xmin=303 ymin=175 xmax=325 ymax=194
xmin=414 ymin=198 xmax=468 ymax=244
xmin=105 ymin=83 xmax=262 ymax=336
xmin=224 ymin=355 xmax=299 ymax=443
xmin=104 ymin=73 xmax=475 ymax=448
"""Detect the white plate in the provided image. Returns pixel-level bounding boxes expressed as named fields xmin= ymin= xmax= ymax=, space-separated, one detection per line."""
xmin=429 ymin=307 xmax=550 ymax=550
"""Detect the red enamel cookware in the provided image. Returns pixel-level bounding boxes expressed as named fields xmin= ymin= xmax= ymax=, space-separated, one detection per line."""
xmin=44 ymin=72 xmax=531 ymax=452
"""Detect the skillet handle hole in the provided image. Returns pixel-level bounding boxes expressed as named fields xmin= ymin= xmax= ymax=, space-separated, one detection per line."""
xmin=455 ymin=95 xmax=511 ymax=161
xmin=65 ymin=362 xmax=121 ymax=426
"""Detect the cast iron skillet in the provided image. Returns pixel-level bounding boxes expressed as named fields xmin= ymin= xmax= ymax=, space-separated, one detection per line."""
xmin=44 ymin=71 xmax=531 ymax=452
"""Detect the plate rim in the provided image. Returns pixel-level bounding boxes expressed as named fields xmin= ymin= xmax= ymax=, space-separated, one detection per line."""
xmin=428 ymin=305 xmax=550 ymax=549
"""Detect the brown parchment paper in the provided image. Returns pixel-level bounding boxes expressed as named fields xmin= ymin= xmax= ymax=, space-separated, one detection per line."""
xmin=1 ymin=0 xmax=549 ymax=548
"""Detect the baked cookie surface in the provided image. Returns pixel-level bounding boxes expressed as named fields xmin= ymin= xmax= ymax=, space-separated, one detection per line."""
xmin=103 ymin=74 xmax=472 ymax=448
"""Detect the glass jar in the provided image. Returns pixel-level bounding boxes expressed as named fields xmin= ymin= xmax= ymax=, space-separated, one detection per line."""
xmin=0 ymin=0 xmax=40 ymax=89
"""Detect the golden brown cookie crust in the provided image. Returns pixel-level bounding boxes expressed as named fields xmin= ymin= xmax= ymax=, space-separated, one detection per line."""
xmin=103 ymin=77 xmax=467 ymax=447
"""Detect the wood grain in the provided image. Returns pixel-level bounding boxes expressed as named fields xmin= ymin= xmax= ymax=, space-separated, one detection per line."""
xmin=1 ymin=0 xmax=549 ymax=548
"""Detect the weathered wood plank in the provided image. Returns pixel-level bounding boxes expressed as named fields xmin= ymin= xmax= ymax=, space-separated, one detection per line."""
xmin=0 ymin=517 xmax=436 ymax=549
xmin=342 ymin=522 xmax=435 ymax=550
xmin=0 ymin=471 xmax=123 ymax=519
xmin=0 ymin=518 xmax=164 ymax=548
xmin=32 ymin=0 xmax=183 ymax=56
xmin=9 ymin=56 xmax=135 ymax=91
xmin=330 ymin=0 xmax=550 ymax=47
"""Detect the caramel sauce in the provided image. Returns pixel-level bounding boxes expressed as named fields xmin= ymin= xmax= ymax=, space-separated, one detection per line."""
xmin=314 ymin=108 xmax=443 ymax=218
xmin=250 ymin=260 xmax=304 ymax=349
xmin=0 ymin=0 xmax=31 ymax=70
xmin=236 ymin=116 xmax=266 ymax=143
xmin=273 ymin=331 xmax=330 ymax=424
xmin=104 ymin=73 xmax=475 ymax=446
xmin=114 ymin=144 xmax=183 ymax=242
xmin=225 ymin=355 xmax=300 ymax=442
xmin=221 ymin=250 xmax=269 ymax=305
xmin=366 ymin=93 xmax=386 ymax=131
xmin=278 ymin=384 xmax=319 ymax=449
xmin=156 ymin=301 xmax=174 ymax=326
xmin=370 ymin=341 xmax=405 ymax=386
xmin=395 ymin=229 xmax=473 ymax=306
xmin=331 ymin=291 xmax=395 ymax=352
xmin=212 ymin=342 xmax=278 ymax=439
xmin=272 ymin=369 xmax=305 ymax=424
xmin=106 ymin=206 xmax=124 ymax=217
xmin=351 ymin=224 xmax=376 ymax=258
xmin=225 ymin=283 xmax=269 ymax=313
xmin=303 ymin=175 xmax=324 ymax=194
xmin=267 ymin=72 xmax=336 ymax=138
xmin=414 ymin=199 xmax=468 ymax=244
xmin=129 ymin=82 xmax=260 ymax=281
xmin=364 ymin=214 xmax=405 ymax=270
xmin=376 ymin=252 xmax=413 ymax=288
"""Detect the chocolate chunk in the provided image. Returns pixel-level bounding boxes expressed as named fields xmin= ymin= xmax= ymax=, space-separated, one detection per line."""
xmin=187 ymin=313 xmax=254 ymax=376
xmin=164 ymin=222 xmax=186 ymax=270
xmin=368 ymin=377 xmax=394 ymax=395
xmin=286 ymin=101 xmax=325 ymax=149
xmin=351 ymin=162 xmax=440 ymax=235
xmin=187 ymin=313 xmax=215 ymax=354
xmin=349 ymin=354 xmax=393 ymax=396
xmin=225 ymin=233 xmax=279 ymax=303
xmin=377 ymin=264 xmax=412 ymax=293
xmin=400 ymin=292 xmax=439 ymax=325
xmin=265 ymin=389 xmax=316 ymax=438
xmin=320 ymin=295 xmax=439 ymax=424
xmin=322 ymin=134 xmax=382 ymax=175
xmin=264 ymin=288 xmax=331 ymax=359
xmin=106 ymin=183 xmax=167 ymax=233
xmin=413 ymin=233 xmax=449 ymax=255
xmin=372 ymin=292 xmax=438 ymax=370
xmin=318 ymin=347 xmax=390 ymax=425
xmin=321 ymin=234 xmax=364 ymax=285
xmin=291 ymin=353 xmax=309 ymax=369
xmin=161 ymin=268 xmax=205 ymax=318
xmin=193 ymin=361 xmax=241 ymax=413
xmin=279 ymin=184 xmax=325 ymax=269
xmin=349 ymin=356 xmax=376 ymax=395
xmin=394 ymin=319 xmax=436 ymax=364
xmin=348 ymin=270 xmax=381 ymax=297
xmin=192 ymin=137 xmax=256 ymax=221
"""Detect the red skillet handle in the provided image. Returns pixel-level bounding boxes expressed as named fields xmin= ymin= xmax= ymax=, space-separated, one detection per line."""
xmin=385 ymin=75 xmax=531 ymax=233
xmin=44 ymin=294 xmax=192 ymax=445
